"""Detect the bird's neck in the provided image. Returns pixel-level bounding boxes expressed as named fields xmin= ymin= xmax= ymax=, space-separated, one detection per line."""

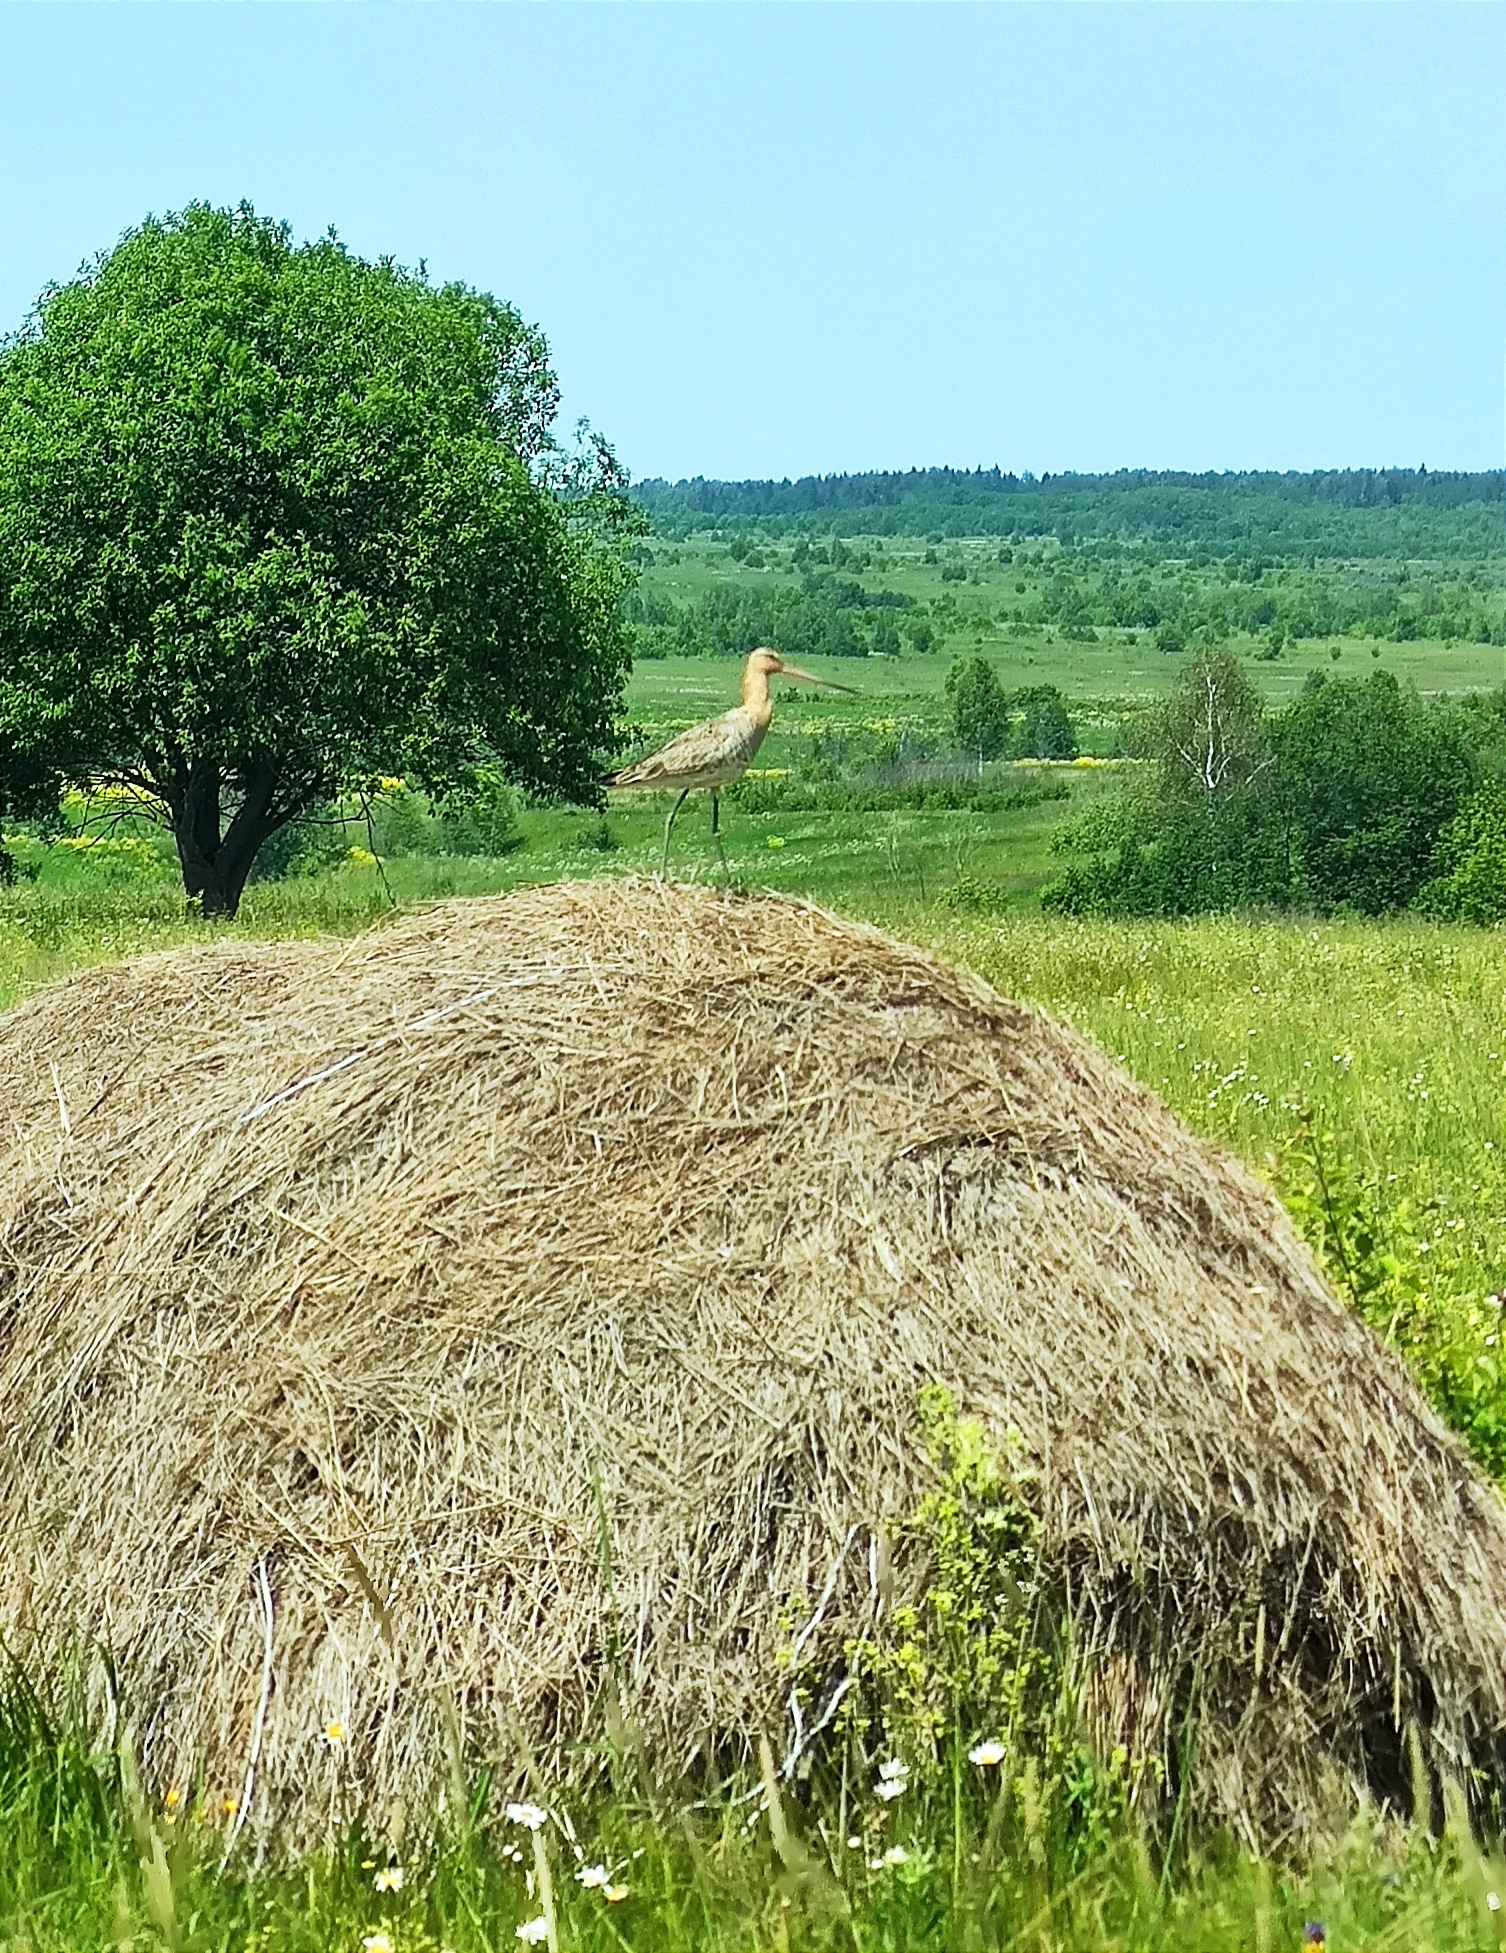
xmin=741 ymin=663 xmax=773 ymax=725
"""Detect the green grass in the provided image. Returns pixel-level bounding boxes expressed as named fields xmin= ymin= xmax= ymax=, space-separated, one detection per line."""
xmin=6 ymin=1689 xmax=1506 ymax=1952
xmin=4 ymin=815 xmax=1506 ymax=1948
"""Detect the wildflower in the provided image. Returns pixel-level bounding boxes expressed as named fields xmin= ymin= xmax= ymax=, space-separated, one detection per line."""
xmin=515 ymin=1918 xmax=551 ymax=1943
xmin=846 ymin=1836 xmax=861 ymax=1849
xmin=968 ymin=1741 xmax=1006 ymax=1767
xmin=874 ymin=1758 xmax=909 ymax=1800
xmin=882 ymin=1846 xmax=909 ymax=1867
xmin=374 ymin=1865 xmax=404 ymax=1892
xmin=505 ymin=1801 xmax=549 ymax=1831
xmin=576 ymin=1864 xmax=610 ymax=1889
xmin=604 ymin=1885 xmax=629 ymax=1903
xmin=323 ymin=1721 xmax=348 ymax=1745
xmin=1304 ymin=1925 xmax=1326 ymax=1949
xmin=221 ymin=1795 xmax=239 ymax=1819
xmin=363 ymin=1936 xmax=395 ymax=1953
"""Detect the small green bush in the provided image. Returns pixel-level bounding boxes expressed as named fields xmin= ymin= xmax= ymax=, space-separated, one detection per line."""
xmin=435 ymin=775 xmax=524 ymax=858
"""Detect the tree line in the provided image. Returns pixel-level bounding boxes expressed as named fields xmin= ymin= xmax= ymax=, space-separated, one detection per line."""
xmin=636 ymin=468 xmax=1506 ymax=560
xmin=1047 ymin=654 xmax=1506 ymax=925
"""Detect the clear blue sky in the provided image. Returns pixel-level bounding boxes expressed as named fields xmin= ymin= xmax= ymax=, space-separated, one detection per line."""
xmin=1 ymin=5 xmax=1502 ymax=483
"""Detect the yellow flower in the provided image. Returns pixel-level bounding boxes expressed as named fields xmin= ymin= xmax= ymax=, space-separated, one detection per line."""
xmin=604 ymin=1884 xmax=630 ymax=1903
xmin=323 ymin=1721 xmax=348 ymax=1745
xmin=163 ymin=1785 xmax=183 ymax=1810
xmin=363 ymin=1936 xmax=395 ymax=1953
xmin=220 ymin=1795 xmax=239 ymax=1819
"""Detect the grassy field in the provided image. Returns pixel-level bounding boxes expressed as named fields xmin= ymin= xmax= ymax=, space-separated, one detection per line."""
xmin=3 ymin=688 xmax=1506 ymax=1946
xmin=634 ymin=536 xmax=1506 ymax=706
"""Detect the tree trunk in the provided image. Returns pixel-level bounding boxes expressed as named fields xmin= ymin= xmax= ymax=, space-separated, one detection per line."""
xmin=165 ymin=763 xmax=282 ymax=919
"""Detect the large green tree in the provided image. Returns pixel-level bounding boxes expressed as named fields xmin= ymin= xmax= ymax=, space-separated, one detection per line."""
xmin=1275 ymin=669 xmax=1474 ymax=914
xmin=944 ymin=655 xmax=1010 ymax=764
xmin=0 ymin=203 xmax=637 ymax=913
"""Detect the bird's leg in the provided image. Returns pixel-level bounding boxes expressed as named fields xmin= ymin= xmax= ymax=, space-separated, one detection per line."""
xmin=660 ymin=789 xmax=689 ymax=880
xmin=710 ymin=790 xmax=730 ymax=887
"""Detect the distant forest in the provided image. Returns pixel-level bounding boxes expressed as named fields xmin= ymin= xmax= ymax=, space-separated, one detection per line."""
xmin=635 ymin=468 xmax=1506 ymax=559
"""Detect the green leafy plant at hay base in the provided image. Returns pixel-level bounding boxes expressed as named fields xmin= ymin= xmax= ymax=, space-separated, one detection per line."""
xmin=837 ymin=1385 xmax=1151 ymax=1903
xmin=1277 ymin=1115 xmax=1506 ymax=1480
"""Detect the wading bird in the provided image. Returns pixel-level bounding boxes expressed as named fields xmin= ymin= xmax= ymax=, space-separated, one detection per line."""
xmin=607 ymin=648 xmax=853 ymax=881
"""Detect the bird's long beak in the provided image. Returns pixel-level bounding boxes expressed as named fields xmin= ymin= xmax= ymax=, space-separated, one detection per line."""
xmin=779 ymin=663 xmax=857 ymax=694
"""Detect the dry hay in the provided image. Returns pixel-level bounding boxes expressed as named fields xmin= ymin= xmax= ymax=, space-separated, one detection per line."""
xmin=2 ymin=877 xmax=1505 ymax=1848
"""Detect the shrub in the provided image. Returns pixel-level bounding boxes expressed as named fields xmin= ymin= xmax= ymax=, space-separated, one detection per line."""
xmin=435 ymin=773 xmax=523 ymax=857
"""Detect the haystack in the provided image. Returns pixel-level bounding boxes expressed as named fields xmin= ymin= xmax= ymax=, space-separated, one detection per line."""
xmin=2 ymin=878 xmax=1505 ymax=1847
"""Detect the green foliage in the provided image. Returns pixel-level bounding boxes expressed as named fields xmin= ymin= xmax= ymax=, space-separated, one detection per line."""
xmin=844 ymin=1387 xmax=1044 ymax=1754
xmin=1277 ymin=670 xmax=1474 ymax=915
xmin=935 ymin=872 xmax=1015 ymax=914
xmin=945 ymin=655 xmax=1010 ymax=760
xmin=1048 ymin=660 xmax=1480 ymax=921
xmin=0 ymin=202 xmax=636 ymax=915
xmin=1046 ymin=651 xmax=1289 ymax=917
xmin=837 ymin=1385 xmax=1150 ymax=1896
xmin=665 ymin=574 xmax=911 ymax=664
xmin=1277 ymin=1116 xmax=1506 ymax=1481
xmin=637 ymin=464 xmax=1506 ymax=563
xmin=1418 ymin=784 xmax=1506 ymax=926
xmin=1013 ymin=684 xmax=1078 ymax=761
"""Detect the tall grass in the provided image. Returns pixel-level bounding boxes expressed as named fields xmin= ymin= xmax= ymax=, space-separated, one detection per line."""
xmin=3 ymin=1680 xmax=1506 ymax=1952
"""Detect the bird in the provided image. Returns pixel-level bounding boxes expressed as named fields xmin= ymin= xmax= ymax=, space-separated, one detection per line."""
xmin=606 ymin=647 xmax=853 ymax=881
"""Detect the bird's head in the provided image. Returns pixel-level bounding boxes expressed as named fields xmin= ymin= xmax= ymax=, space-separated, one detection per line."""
xmin=747 ymin=647 xmax=855 ymax=693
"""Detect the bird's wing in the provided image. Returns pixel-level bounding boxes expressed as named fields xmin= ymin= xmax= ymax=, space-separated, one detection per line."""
xmin=607 ymin=709 xmax=753 ymax=787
